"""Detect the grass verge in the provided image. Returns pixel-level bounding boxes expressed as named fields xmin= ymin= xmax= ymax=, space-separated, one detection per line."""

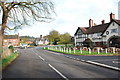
xmin=0 ymin=52 xmax=20 ymax=70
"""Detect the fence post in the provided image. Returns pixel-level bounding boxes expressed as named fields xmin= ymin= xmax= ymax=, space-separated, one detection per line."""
xmin=73 ymin=48 xmax=75 ymax=54
xmin=59 ymin=47 xmax=61 ymax=51
xmin=105 ymin=48 xmax=107 ymax=53
xmin=69 ymin=48 xmax=71 ymax=53
xmin=80 ymin=48 xmax=82 ymax=54
xmin=44 ymin=47 xmax=45 ymax=49
xmin=88 ymin=48 xmax=91 ymax=54
xmin=113 ymin=48 xmax=115 ymax=53
xmin=97 ymin=48 xmax=100 ymax=54
xmin=63 ymin=47 xmax=65 ymax=52
xmin=66 ymin=48 xmax=68 ymax=53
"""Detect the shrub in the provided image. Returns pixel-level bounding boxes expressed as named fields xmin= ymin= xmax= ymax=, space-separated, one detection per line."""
xmin=8 ymin=45 xmax=14 ymax=53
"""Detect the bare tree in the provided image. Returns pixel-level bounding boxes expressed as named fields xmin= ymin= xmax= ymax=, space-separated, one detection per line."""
xmin=0 ymin=0 xmax=55 ymax=54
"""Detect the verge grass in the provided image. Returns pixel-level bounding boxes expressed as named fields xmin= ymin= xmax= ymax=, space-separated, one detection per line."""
xmin=0 ymin=52 xmax=19 ymax=70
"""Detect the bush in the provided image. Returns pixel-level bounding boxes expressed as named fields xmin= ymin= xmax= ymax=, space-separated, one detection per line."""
xmin=8 ymin=45 xmax=14 ymax=52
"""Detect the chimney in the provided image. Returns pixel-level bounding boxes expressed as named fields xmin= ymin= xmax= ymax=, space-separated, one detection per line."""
xmin=101 ymin=20 xmax=105 ymax=24
xmin=94 ymin=23 xmax=96 ymax=26
xmin=40 ymin=35 xmax=42 ymax=39
xmin=110 ymin=13 xmax=115 ymax=21
xmin=89 ymin=19 xmax=93 ymax=27
xmin=18 ymin=33 xmax=19 ymax=39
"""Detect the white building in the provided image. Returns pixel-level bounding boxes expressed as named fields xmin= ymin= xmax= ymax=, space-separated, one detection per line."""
xmin=74 ymin=13 xmax=120 ymax=48
xmin=35 ymin=35 xmax=49 ymax=45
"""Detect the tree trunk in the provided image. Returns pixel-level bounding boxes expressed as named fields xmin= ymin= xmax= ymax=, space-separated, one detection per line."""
xmin=1 ymin=2 xmax=9 ymax=58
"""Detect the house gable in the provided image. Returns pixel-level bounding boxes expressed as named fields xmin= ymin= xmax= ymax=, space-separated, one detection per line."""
xmin=74 ymin=27 xmax=83 ymax=36
xmin=101 ymin=19 xmax=120 ymax=36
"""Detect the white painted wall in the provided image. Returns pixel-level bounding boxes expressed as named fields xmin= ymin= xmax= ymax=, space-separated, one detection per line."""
xmin=102 ymin=22 xmax=120 ymax=42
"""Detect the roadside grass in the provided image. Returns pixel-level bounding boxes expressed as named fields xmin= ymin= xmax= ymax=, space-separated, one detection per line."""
xmin=44 ymin=48 xmax=120 ymax=56
xmin=0 ymin=52 xmax=20 ymax=70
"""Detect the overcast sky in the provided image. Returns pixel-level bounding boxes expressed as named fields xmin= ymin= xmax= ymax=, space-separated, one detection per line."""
xmin=1 ymin=0 xmax=119 ymax=37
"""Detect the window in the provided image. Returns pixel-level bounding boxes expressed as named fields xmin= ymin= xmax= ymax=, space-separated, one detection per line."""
xmin=111 ymin=29 xmax=118 ymax=33
xmin=78 ymin=34 xmax=82 ymax=38
xmin=4 ymin=40 xmax=7 ymax=42
xmin=91 ymin=34 xmax=93 ymax=37
xmin=13 ymin=40 xmax=16 ymax=41
xmin=97 ymin=33 xmax=101 ymax=36
xmin=113 ymin=22 xmax=115 ymax=26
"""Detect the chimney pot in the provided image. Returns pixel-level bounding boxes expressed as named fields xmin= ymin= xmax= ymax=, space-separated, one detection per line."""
xmin=94 ymin=23 xmax=96 ymax=26
xmin=89 ymin=19 xmax=93 ymax=27
xmin=101 ymin=20 xmax=105 ymax=24
xmin=40 ymin=35 xmax=42 ymax=39
xmin=110 ymin=13 xmax=115 ymax=21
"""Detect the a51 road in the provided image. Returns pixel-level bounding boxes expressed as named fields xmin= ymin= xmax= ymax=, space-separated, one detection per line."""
xmin=2 ymin=47 xmax=120 ymax=79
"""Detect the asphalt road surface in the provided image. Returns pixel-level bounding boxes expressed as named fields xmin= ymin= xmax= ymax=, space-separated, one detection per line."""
xmin=62 ymin=54 xmax=120 ymax=68
xmin=2 ymin=48 xmax=120 ymax=79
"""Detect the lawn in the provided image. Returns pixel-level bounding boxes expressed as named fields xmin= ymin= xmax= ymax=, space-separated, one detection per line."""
xmin=0 ymin=52 xmax=19 ymax=70
xmin=44 ymin=47 xmax=120 ymax=56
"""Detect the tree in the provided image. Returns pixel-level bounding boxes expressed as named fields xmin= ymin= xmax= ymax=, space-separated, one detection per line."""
xmin=48 ymin=30 xmax=60 ymax=45
xmin=59 ymin=33 xmax=72 ymax=47
xmin=0 ymin=0 xmax=55 ymax=54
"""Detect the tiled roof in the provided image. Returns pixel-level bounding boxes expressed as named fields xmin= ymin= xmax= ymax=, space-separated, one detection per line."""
xmin=114 ymin=19 xmax=120 ymax=25
xmin=4 ymin=35 xmax=19 ymax=39
xmin=80 ymin=27 xmax=89 ymax=34
xmin=78 ymin=18 xmax=120 ymax=34
xmin=79 ymin=23 xmax=109 ymax=34
xmin=87 ymin=23 xmax=109 ymax=34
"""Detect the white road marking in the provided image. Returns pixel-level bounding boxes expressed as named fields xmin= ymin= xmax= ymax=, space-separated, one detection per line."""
xmin=38 ymin=56 xmax=45 ymax=61
xmin=48 ymin=64 xmax=69 ymax=80
xmin=33 ymin=49 xmax=69 ymax=79
xmin=32 ymin=49 xmax=45 ymax=61
xmin=91 ymin=59 xmax=119 ymax=61
xmin=113 ymin=61 xmax=120 ymax=63
xmin=86 ymin=61 xmax=120 ymax=71
xmin=81 ymin=59 xmax=85 ymax=61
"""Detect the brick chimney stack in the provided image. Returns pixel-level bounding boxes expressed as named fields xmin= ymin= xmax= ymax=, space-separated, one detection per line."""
xmin=110 ymin=13 xmax=115 ymax=21
xmin=40 ymin=35 xmax=42 ymax=39
xmin=89 ymin=19 xmax=93 ymax=27
xmin=94 ymin=23 xmax=96 ymax=26
xmin=101 ymin=20 xmax=105 ymax=24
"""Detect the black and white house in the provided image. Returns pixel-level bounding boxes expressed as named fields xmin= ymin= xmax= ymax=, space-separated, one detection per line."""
xmin=74 ymin=13 xmax=120 ymax=48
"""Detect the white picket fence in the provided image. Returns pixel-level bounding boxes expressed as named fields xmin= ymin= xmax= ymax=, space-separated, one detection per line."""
xmin=44 ymin=46 xmax=120 ymax=54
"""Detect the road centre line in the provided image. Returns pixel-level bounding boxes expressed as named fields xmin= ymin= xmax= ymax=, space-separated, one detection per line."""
xmin=48 ymin=64 xmax=69 ymax=80
xmin=32 ymin=49 xmax=45 ymax=61
xmin=38 ymin=56 xmax=45 ymax=61
xmin=32 ymin=49 xmax=68 ymax=79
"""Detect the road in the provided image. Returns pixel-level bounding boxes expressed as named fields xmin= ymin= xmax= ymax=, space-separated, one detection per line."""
xmin=62 ymin=54 xmax=120 ymax=68
xmin=2 ymin=47 xmax=120 ymax=79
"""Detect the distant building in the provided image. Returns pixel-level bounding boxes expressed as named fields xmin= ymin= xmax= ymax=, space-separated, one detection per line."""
xmin=20 ymin=36 xmax=35 ymax=45
xmin=35 ymin=35 xmax=49 ymax=45
xmin=74 ymin=13 xmax=120 ymax=48
xmin=3 ymin=33 xmax=20 ymax=47
xmin=118 ymin=1 xmax=120 ymax=19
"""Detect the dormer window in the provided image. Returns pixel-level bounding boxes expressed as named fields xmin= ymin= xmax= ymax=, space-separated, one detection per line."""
xmin=111 ymin=29 xmax=118 ymax=33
